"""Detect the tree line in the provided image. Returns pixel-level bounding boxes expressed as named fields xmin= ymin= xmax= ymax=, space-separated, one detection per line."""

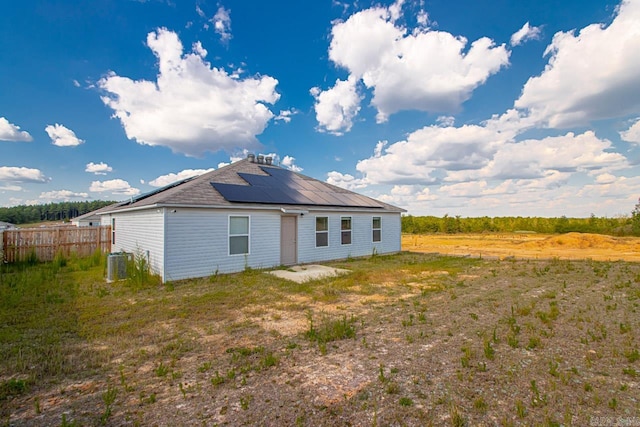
xmin=402 ymin=214 xmax=634 ymax=236
xmin=0 ymin=200 xmax=116 ymax=225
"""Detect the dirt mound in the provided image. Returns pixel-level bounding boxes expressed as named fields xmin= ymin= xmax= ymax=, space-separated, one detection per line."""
xmin=526 ymin=232 xmax=620 ymax=249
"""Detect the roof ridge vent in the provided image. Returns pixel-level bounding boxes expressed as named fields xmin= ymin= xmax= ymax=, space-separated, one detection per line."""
xmin=265 ymin=156 xmax=273 ymax=165
xmin=257 ymin=154 xmax=264 ymax=164
xmin=247 ymin=153 xmax=256 ymax=163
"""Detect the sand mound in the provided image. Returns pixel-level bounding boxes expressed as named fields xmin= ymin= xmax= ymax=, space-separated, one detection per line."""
xmin=529 ymin=232 xmax=620 ymax=249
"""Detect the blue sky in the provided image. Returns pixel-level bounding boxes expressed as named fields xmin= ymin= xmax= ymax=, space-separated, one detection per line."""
xmin=2 ymin=0 xmax=640 ymax=217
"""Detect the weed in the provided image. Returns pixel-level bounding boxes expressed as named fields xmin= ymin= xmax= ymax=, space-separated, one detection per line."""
xmin=622 ymin=367 xmax=637 ymax=377
xmin=624 ymin=348 xmax=639 ymax=363
xmin=100 ymin=384 xmax=117 ymax=425
xmin=399 ymin=397 xmax=413 ymax=407
xmin=385 ymin=382 xmax=400 ymax=394
xmin=527 ymin=336 xmax=541 ymax=350
xmin=460 ymin=344 xmax=473 ymax=368
xmin=584 ymin=382 xmax=593 ymax=392
xmin=608 ymin=397 xmax=617 ymax=410
xmin=378 ymin=364 xmax=387 ymax=383
xmin=60 ymin=413 xmax=79 ymax=427
xmin=484 ymin=340 xmax=495 ymax=360
xmin=0 ymin=378 xmax=29 ymax=400
xmin=473 ymin=396 xmax=488 ymax=413
xmin=240 ymin=394 xmax=253 ymax=410
xmin=515 ymin=399 xmax=527 ymax=418
xmin=211 ymin=371 xmax=225 ymax=386
xmin=155 ymin=362 xmax=169 ymax=377
xmin=402 ymin=313 xmax=414 ymax=327
xmin=261 ymin=352 xmax=279 ymax=369
xmin=198 ymin=361 xmax=212 ymax=373
xmin=449 ymin=404 xmax=467 ymax=427
xmin=305 ymin=312 xmax=356 ymax=351
xmin=530 ymin=380 xmax=547 ymax=407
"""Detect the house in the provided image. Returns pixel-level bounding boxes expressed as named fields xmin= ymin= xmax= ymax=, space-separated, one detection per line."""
xmin=71 ymin=206 xmax=112 ymax=227
xmin=0 ymin=221 xmax=16 ymax=231
xmin=98 ymin=155 xmax=405 ymax=282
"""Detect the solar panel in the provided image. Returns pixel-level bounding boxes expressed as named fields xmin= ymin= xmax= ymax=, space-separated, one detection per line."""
xmin=211 ymin=166 xmax=383 ymax=208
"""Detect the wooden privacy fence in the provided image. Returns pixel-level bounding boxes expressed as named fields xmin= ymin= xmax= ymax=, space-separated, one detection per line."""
xmin=2 ymin=226 xmax=112 ymax=262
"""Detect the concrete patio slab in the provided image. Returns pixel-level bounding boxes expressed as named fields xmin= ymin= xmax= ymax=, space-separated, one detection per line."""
xmin=267 ymin=264 xmax=351 ymax=283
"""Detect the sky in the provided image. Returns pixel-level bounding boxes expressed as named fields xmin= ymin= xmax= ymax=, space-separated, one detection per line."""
xmin=2 ymin=0 xmax=640 ymax=217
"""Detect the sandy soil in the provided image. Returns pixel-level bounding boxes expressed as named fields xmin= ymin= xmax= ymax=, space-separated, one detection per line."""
xmin=403 ymin=232 xmax=640 ymax=262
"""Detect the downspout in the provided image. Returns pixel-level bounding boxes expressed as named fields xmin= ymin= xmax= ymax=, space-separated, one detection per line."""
xmin=162 ymin=207 xmax=167 ymax=283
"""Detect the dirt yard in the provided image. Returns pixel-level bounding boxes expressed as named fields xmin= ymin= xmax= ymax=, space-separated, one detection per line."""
xmin=3 ymin=233 xmax=640 ymax=426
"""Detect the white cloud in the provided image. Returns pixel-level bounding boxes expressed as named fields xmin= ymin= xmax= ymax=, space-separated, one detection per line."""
xmin=85 ymin=162 xmax=113 ymax=175
xmin=274 ymin=109 xmax=297 ymax=123
xmin=90 ymin=179 xmax=140 ymax=196
xmin=319 ymin=3 xmax=510 ymax=125
xmin=281 ymin=155 xmax=303 ymax=172
xmin=446 ymin=131 xmax=628 ymax=182
xmin=0 ymin=184 xmax=22 ymax=191
xmin=436 ymin=116 xmax=456 ymax=127
xmin=326 ymin=171 xmax=368 ymax=190
xmin=515 ymin=0 xmax=640 ymax=128
xmin=620 ymin=118 xmax=640 ymax=143
xmin=0 ymin=117 xmax=33 ymax=142
xmin=510 ymin=22 xmax=542 ymax=46
xmin=373 ymin=140 xmax=387 ymax=158
xmin=45 ymin=123 xmax=84 ymax=147
xmin=148 ymin=168 xmax=214 ymax=187
xmin=99 ymin=28 xmax=279 ymax=157
xmin=0 ymin=167 xmax=49 ymax=183
xmin=416 ymin=10 xmax=429 ymax=27
xmin=595 ymin=172 xmax=617 ymax=184
xmin=311 ymin=75 xmax=361 ymax=135
xmin=38 ymin=190 xmax=89 ymax=202
xmin=213 ymin=6 xmax=232 ymax=42
xmin=356 ymin=124 xmax=506 ymax=185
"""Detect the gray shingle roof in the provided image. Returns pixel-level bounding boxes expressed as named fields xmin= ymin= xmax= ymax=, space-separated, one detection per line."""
xmin=102 ymin=159 xmax=405 ymax=213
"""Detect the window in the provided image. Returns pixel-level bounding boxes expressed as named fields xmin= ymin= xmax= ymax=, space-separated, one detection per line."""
xmin=229 ymin=216 xmax=249 ymax=255
xmin=316 ymin=217 xmax=328 ymax=247
xmin=111 ymin=218 xmax=116 ymax=245
xmin=373 ymin=217 xmax=381 ymax=242
xmin=341 ymin=217 xmax=352 ymax=245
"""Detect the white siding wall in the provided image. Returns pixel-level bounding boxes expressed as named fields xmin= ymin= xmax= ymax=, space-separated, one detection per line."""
xmin=104 ymin=209 xmax=165 ymax=278
xmin=298 ymin=212 xmax=401 ymax=264
xmin=100 ymin=207 xmax=401 ymax=283
xmin=164 ymin=208 xmax=281 ymax=281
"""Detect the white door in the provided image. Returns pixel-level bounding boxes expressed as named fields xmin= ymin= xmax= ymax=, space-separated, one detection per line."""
xmin=280 ymin=216 xmax=297 ymax=265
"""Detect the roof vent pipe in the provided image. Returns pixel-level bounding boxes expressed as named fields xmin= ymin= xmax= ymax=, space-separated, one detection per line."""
xmin=257 ymin=154 xmax=264 ymax=164
xmin=247 ymin=153 xmax=255 ymax=163
xmin=265 ymin=156 xmax=273 ymax=165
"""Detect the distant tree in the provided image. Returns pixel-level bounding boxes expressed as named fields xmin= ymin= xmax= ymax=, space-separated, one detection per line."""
xmin=0 ymin=200 xmax=115 ymax=225
xmin=631 ymin=198 xmax=640 ymax=236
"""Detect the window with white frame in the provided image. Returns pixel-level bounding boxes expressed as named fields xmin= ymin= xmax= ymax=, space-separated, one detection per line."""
xmin=372 ymin=216 xmax=381 ymax=242
xmin=229 ymin=216 xmax=249 ymax=255
xmin=341 ymin=217 xmax=352 ymax=245
xmin=111 ymin=218 xmax=116 ymax=245
xmin=316 ymin=216 xmax=329 ymax=247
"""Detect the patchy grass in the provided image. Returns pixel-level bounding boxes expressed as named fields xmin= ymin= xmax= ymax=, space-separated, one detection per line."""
xmin=1 ymin=245 xmax=640 ymax=425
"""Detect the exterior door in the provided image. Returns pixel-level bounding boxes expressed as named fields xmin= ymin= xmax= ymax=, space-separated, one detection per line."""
xmin=280 ymin=216 xmax=297 ymax=265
